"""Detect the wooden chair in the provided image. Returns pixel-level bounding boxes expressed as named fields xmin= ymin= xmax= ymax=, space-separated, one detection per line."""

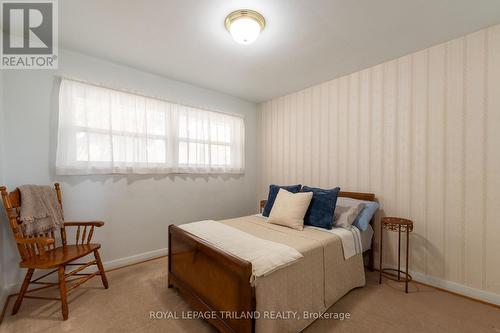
xmin=0 ymin=183 xmax=108 ymax=320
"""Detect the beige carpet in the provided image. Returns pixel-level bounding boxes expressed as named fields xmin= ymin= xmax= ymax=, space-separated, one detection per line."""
xmin=1 ymin=257 xmax=499 ymax=333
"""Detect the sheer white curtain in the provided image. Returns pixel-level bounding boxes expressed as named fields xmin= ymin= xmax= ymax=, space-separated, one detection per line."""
xmin=56 ymin=79 xmax=245 ymax=175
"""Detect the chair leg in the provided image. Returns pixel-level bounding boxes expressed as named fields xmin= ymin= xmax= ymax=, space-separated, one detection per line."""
xmin=58 ymin=265 xmax=69 ymax=320
xmin=94 ymin=250 xmax=109 ymax=289
xmin=12 ymin=268 xmax=34 ymax=315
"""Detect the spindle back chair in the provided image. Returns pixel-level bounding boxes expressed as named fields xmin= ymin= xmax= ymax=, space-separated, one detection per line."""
xmin=0 ymin=183 xmax=108 ymax=320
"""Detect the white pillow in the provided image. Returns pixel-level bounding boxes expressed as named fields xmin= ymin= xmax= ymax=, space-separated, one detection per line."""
xmin=268 ymin=189 xmax=313 ymax=231
xmin=333 ymin=203 xmax=363 ymax=228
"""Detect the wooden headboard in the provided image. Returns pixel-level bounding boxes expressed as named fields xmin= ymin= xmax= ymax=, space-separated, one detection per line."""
xmin=338 ymin=191 xmax=375 ymax=202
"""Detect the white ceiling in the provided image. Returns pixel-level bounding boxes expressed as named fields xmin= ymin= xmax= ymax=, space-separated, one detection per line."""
xmin=60 ymin=0 xmax=500 ymax=103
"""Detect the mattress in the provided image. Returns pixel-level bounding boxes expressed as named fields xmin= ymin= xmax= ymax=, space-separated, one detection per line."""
xmin=219 ymin=215 xmax=366 ymax=333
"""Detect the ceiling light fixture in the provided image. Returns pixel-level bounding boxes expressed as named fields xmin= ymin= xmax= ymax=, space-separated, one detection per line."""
xmin=225 ymin=9 xmax=265 ymax=45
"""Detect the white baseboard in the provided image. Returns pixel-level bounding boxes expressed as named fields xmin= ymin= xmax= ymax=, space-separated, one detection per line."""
xmin=102 ymin=248 xmax=168 ymax=271
xmin=382 ymin=263 xmax=500 ymax=306
xmin=410 ymin=270 xmax=500 ymax=306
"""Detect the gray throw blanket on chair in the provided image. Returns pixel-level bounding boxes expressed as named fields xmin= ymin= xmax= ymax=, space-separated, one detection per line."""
xmin=19 ymin=185 xmax=64 ymax=237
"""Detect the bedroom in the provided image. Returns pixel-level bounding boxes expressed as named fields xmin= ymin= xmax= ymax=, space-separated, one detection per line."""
xmin=0 ymin=0 xmax=499 ymax=332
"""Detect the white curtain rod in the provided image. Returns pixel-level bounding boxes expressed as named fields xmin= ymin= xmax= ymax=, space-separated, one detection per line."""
xmin=56 ymin=75 xmax=245 ymax=119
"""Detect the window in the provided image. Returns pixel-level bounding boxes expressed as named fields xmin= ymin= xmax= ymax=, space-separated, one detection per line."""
xmin=56 ymin=79 xmax=245 ymax=175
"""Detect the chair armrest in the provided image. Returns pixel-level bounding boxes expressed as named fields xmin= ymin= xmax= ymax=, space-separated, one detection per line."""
xmin=16 ymin=236 xmax=55 ymax=257
xmin=64 ymin=221 xmax=105 ymax=227
xmin=63 ymin=221 xmax=104 ymax=245
xmin=15 ymin=236 xmax=55 ymax=246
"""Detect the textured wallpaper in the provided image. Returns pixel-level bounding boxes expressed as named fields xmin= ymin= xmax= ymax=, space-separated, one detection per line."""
xmin=258 ymin=25 xmax=500 ymax=297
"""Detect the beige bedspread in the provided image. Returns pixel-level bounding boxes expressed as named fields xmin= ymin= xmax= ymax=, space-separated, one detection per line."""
xmin=219 ymin=215 xmax=366 ymax=333
xmin=178 ymin=220 xmax=303 ymax=282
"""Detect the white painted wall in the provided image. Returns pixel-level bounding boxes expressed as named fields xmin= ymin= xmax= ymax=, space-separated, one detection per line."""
xmin=258 ymin=25 xmax=500 ymax=304
xmin=1 ymin=50 xmax=258 ymax=290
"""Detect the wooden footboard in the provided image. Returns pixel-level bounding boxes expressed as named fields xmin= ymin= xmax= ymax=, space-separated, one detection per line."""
xmin=168 ymin=224 xmax=255 ymax=333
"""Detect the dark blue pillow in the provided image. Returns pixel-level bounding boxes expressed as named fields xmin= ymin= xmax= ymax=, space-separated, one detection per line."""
xmin=302 ymin=186 xmax=341 ymax=229
xmin=262 ymin=184 xmax=302 ymax=217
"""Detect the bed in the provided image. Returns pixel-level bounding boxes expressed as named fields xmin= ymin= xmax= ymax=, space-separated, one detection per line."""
xmin=168 ymin=191 xmax=376 ymax=333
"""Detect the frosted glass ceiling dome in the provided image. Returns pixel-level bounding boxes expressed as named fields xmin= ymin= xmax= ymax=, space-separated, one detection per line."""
xmin=225 ymin=9 xmax=266 ymax=45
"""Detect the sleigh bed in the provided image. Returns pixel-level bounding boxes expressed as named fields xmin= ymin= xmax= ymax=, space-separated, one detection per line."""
xmin=168 ymin=191 xmax=376 ymax=333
